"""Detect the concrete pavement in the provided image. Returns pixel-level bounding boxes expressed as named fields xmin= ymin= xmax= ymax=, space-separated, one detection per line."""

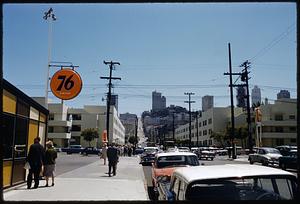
xmin=4 ymin=156 xmax=149 ymax=201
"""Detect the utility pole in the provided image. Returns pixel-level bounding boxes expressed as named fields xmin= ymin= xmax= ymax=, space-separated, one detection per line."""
xmin=224 ymin=43 xmax=237 ymax=159
xmin=101 ymin=61 xmax=121 ymax=144
xmin=135 ymin=116 xmax=138 ymax=149
xmin=184 ymin=92 xmax=195 ymax=150
xmin=172 ymin=112 xmax=175 ymax=141
xmin=43 ymin=8 xmax=56 ymax=109
xmin=240 ymin=60 xmax=253 ymax=153
xmin=195 ymin=111 xmax=199 ymax=147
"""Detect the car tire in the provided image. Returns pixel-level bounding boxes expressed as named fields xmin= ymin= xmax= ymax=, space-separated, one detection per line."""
xmin=280 ymin=162 xmax=286 ymax=170
xmin=262 ymin=160 xmax=268 ymax=166
xmin=249 ymin=158 xmax=254 ymax=164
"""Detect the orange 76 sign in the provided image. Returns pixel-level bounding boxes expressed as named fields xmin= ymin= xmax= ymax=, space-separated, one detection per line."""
xmin=50 ymin=68 xmax=83 ymax=100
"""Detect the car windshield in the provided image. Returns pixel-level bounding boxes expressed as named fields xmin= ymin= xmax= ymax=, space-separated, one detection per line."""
xmin=186 ymin=176 xmax=297 ymax=200
xmin=156 ymin=155 xmax=199 ymax=168
xmin=266 ymin=148 xmax=281 ymax=154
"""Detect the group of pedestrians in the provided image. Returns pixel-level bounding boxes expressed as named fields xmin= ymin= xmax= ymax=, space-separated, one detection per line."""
xmin=26 ymin=137 xmax=57 ymax=189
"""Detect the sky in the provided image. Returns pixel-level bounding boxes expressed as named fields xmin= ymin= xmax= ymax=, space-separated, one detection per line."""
xmin=3 ymin=3 xmax=297 ymax=116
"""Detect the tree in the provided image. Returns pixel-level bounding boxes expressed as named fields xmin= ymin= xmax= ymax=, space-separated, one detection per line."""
xmin=81 ymin=128 xmax=99 ymax=147
xmin=210 ymin=131 xmax=226 ymax=147
xmin=128 ymin=136 xmax=138 ymax=145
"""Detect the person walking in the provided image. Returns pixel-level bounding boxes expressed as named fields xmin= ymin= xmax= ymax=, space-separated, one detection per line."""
xmin=26 ymin=137 xmax=45 ymax=189
xmin=101 ymin=143 xmax=107 ymax=165
xmin=106 ymin=143 xmax=119 ymax=177
xmin=44 ymin=141 xmax=57 ymax=187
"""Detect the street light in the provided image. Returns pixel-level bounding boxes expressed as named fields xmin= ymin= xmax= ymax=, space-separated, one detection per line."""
xmin=43 ymin=8 xmax=56 ymax=108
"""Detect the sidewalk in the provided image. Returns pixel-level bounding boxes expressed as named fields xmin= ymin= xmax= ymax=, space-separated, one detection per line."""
xmin=4 ymin=156 xmax=149 ymax=201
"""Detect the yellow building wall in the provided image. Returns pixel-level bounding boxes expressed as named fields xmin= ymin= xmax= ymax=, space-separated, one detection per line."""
xmin=40 ymin=113 xmax=46 ymax=123
xmin=3 ymin=89 xmax=16 ymax=115
xmin=28 ymin=120 xmax=38 ymax=151
xmin=3 ymin=161 xmax=12 ymax=187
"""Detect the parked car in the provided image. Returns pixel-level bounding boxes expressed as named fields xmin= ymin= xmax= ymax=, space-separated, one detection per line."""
xmin=134 ymin=148 xmax=144 ymax=155
xmin=177 ymin=147 xmax=190 ymax=152
xmin=152 ymin=151 xmax=199 ymax=200
xmin=80 ymin=147 xmax=101 ymax=156
xmin=195 ymin=147 xmax=215 ymax=160
xmin=139 ymin=147 xmax=159 ymax=166
xmin=278 ymin=149 xmax=297 ymax=170
xmin=158 ymin=164 xmax=298 ymax=201
xmin=248 ymin=147 xmax=282 ymax=166
xmin=275 ymin=145 xmax=297 ymax=156
xmin=64 ymin=145 xmax=84 ymax=154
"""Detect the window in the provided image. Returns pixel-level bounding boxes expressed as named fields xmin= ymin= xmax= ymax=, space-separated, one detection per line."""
xmin=289 ymin=115 xmax=295 ymax=120
xmin=3 ymin=114 xmax=15 ymax=159
xmin=199 ymin=122 xmax=201 ymax=127
xmin=289 ymin=127 xmax=296 ymax=132
xmin=203 ymin=120 xmax=207 ymax=126
xmin=49 ymin=114 xmax=54 ymax=120
xmin=208 ymin=129 xmax=212 ymax=135
xmin=274 ymin=114 xmax=283 ymax=121
xmin=275 ymin=127 xmax=283 ymax=132
xmin=72 ymin=125 xmax=81 ymax=131
xmin=14 ymin=117 xmax=28 ymax=158
xmin=203 ymin=130 xmax=207 ymax=135
xmin=208 ymin=118 xmax=212 ymax=124
xmin=17 ymin=99 xmax=29 ymax=117
xmin=72 ymin=114 xmax=82 ymax=120
xmin=48 ymin=126 xmax=54 ymax=133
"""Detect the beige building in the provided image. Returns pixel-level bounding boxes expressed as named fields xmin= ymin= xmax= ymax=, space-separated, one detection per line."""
xmin=48 ymin=103 xmax=72 ymax=147
xmin=175 ymin=98 xmax=297 ymax=148
xmin=175 ymin=107 xmax=243 ymax=147
xmin=236 ymin=98 xmax=297 ymax=147
xmin=68 ymin=105 xmax=125 ymax=147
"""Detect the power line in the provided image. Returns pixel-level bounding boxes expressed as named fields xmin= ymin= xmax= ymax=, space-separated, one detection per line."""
xmin=249 ymin=22 xmax=296 ymax=62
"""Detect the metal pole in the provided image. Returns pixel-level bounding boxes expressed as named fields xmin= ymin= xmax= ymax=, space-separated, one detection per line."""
xmin=228 ymin=43 xmax=236 ymax=159
xmin=196 ymin=111 xmax=199 ymax=147
xmin=43 ymin=8 xmax=56 ymax=109
xmin=172 ymin=112 xmax=175 ymax=141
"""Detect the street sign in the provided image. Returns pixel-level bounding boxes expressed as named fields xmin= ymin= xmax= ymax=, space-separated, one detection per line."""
xmin=50 ymin=68 xmax=82 ymax=100
xmin=102 ymin=130 xmax=108 ymax=143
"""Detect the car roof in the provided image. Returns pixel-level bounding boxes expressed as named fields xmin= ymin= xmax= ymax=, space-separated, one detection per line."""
xmin=172 ymin=164 xmax=295 ymax=184
xmin=156 ymin=151 xmax=197 ymax=157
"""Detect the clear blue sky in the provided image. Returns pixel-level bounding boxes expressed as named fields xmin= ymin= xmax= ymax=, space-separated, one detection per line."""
xmin=3 ymin=3 xmax=297 ymax=116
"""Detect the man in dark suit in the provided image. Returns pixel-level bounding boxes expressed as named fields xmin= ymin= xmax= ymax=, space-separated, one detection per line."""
xmin=107 ymin=143 xmax=119 ymax=177
xmin=26 ymin=137 xmax=45 ymax=189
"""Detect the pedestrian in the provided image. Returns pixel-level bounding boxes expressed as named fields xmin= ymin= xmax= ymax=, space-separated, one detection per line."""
xmin=44 ymin=140 xmax=57 ymax=187
xmin=124 ymin=145 xmax=128 ymax=156
xmin=128 ymin=146 xmax=132 ymax=157
xmin=101 ymin=143 xmax=107 ymax=165
xmin=106 ymin=143 xmax=119 ymax=177
xmin=26 ymin=137 xmax=45 ymax=189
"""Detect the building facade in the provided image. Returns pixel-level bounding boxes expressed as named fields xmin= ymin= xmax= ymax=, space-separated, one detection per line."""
xmin=202 ymin=95 xmax=214 ymax=112
xmin=251 ymin=85 xmax=261 ymax=106
xmin=47 ymin=103 xmax=72 ymax=148
xmin=277 ymin=90 xmax=291 ymax=99
xmin=152 ymin=91 xmax=166 ymax=111
xmin=3 ymin=79 xmax=48 ymax=189
xmin=67 ymin=105 xmax=125 ymax=147
xmin=175 ymin=107 xmax=243 ymax=147
xmin=120 ymin=113 xmax=138 ymax=144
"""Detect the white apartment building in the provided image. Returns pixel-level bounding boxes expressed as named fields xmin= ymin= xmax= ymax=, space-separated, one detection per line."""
xmin=48 ymin=103 xmax=72 ymax=147
xmin=202 ymin=95 xmax=214 ymax=112
xmin=235 ymin=98 xmax=297 ymax=147
xmin=175 ymin=107 xmax=243 ymax=147
xmin=68 ymin=105 xmax=125 ymax=147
